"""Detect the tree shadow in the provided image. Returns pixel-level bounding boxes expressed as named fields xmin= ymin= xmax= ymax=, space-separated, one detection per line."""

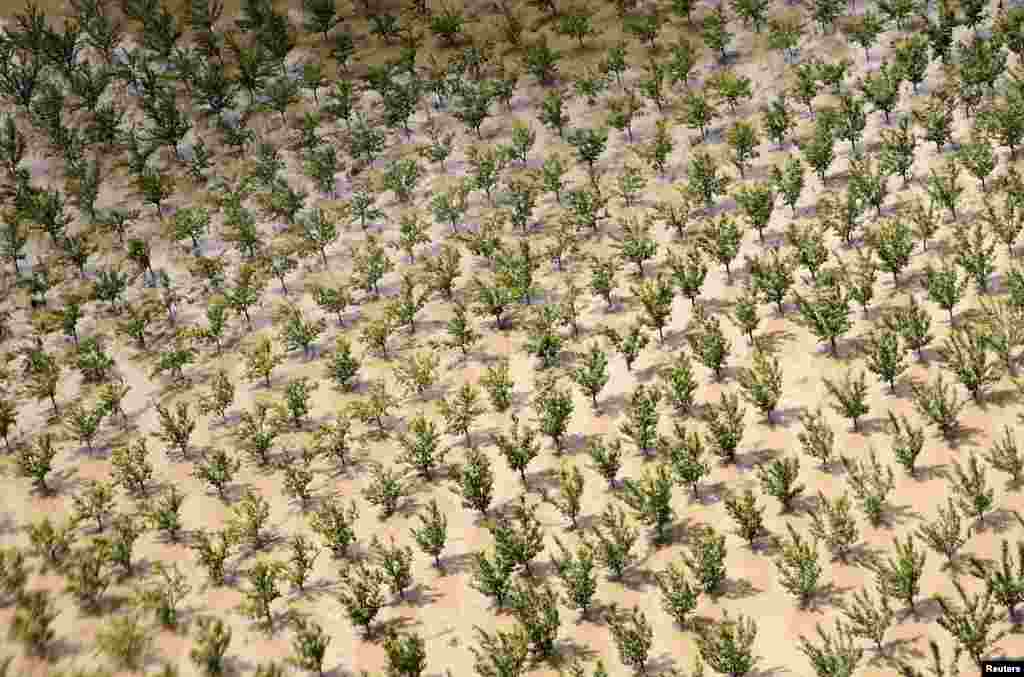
xmin=810 ymin=582 xmax=854 ymax=612
xmin=771 ymin=405 xmax=806 ymax=428
xmin=737 ymin=447 xmax=779 ymax=471
xmin=986 ymin=508 xmax=1020 ymax=534
xmin=694 ymin=480 xmax=726 ymax=506
xmin=400 ymin=582 xmax=444 ymax=608
xmin=946 ymin=424 xmax=984 ymax=450
xmin=618 ymin=564 xmax=657 ymax=592
xmin=721 ymin=576 xmax=762 ymax=600
xmin=440 ymin=551 xmax=477 ymax=575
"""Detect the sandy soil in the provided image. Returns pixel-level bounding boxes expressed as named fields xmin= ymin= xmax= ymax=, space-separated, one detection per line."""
xmin=1 ymin=0 xmax=1024 ymax=676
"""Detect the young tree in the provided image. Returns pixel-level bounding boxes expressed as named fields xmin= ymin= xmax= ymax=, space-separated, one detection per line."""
xmin=935 ymin=578 xmax=1010 ymax=668
xmin=591 ymin=505 xmax=639 ymax=581
xmin=808 ymin=491 xmax=860 ymax=564
xmin=775 ymin=523 xmax=824 ymax=609
xmin=949 ymin=454 xmax=996 ymax=531
xmin=687 ymin=306 xmax=732 ymax=380
xmin=362 ymin=462 xmax=410 ymax=519
xmin=737 ymin=349 xmax=783 ymax=424
xmin=470 ymin=625 xmax=530 ymax=677
xmin=757 ymin=456 xmax=805 ymax=514
xmin=823 ymin=370 xmax=870 ymax=432
xmin=190 ymin=616 xmax=232 ymax=677
xmin=619 ymin=384 xmax=662 ymax=457
xmin=17 ymin=432 xmax=58 ymax=495
xmin=703 ymin=391 xmax=746 ymax=464
xmin=842 ymin=448 xmax=897 ymax=528
xmin=696 ymin=611 xmax=759 ymax=677
xmin=619 ymin=464 xmax=675 ymax=545
xmin=867 ymin=535 xmax=927 ymax=618
xmin=605 ymin=604 xmax=654 ymax=676
xmin=911 ymin=372 xmax=967 ymax=440
xmin=724 ymin=487 xmax=767 ymax=549
xmin=550 ymin=536 xmax=598 ymax=619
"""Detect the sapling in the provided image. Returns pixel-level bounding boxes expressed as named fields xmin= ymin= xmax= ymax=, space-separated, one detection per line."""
xmin=0 ymin=546 xmax=28 ymax=605
xmin=863 ymin=327 xmax=907 ymax=393
xmin=696 ymin=611 xmax=759 ymax=677
xmin=809 ymin=491 xmax=860 ymax=564
xmin=190 ymin=616 xmax=231 ymax=677
xmin=288 ymin=616 xmax=330 ymax=676
xmin=797 ymin=619 xmax=863 ymax=677
xmin=191 ymin=530 xmax=236 ymax=586
xmin=72 ymin=480 xmax=116 ymax=532
xmin=737 ymin=349 xmax=783 ymax=424
xmin=393 ymin=351 xmax=440 ymax=400
xmin=775 ymin=522 xmax=823 ymax=609
xmin=725 ymin=488 xmax=768 ymax=549
xmin=949 ymin=454 xmax=996 ymax=531
xmin=935 ymin=578 xmax=1009 ymax=668
xmin=687 ymin=306 xmax=732 ymax=380
xmin=605 ymin=604 xmax=654 ymax=677
xmin=456 ymin=445 xmax=495 ymax=515
xmin=481 ymin=358 xmax=514 ymax=413
xmin=662 ymin=424 xmax=711 ymax=501
xmin=371 ymin=535 xmax=414 ymax=600
xmin=338 ymin=559 xmax=386 ymax=638
xmin=489 ymin=494 xmax=546 ymax=577
xmin=698 ymin=214 xmax=743 ymax=281
xmin=866 ymin=535 xmax=927 ymax=618
xmin=757 ymin=456 xmax=805 ymax=513
xmin=134 ymin=562 xmax=191 ymax=630
xmin=532 ymin=377 xmax=575 ymax=453
xmin=655 ymin=559 xmax=700 ymax=628
xmin=438 ymin=382 xmax=486 ymax=448
xmin=95 ymin=612 xmax=152 ymax=672
xmin=841 ymin=448 xmax=896 ymax=528
xmin=8 ymin=590 xmax=59 ymax=659
xmin=603 ymin=325 xmax=651 ymax=372
xmin=748 ymin=248 xmax=796 ymax=315
xmin=410 ymin=498 xmax=448 ymax=570
xmin=228 ymin=489 xmax=272 ymax=550
xmin=146 ymin=486 xmax=186 ymax=543
xmin=63 ymin=537 xmax=115 ymax=612
xmin=888 ymin=411 xmax=925 ymax=478
xmin=939 ymin=324 xmax=1002 ymax=403
xmin=348 ymin=380 xmax=399 ymax=438
xmin=731 ymin=286 xmax=761 ymax=343
xmin=968 ymin=539 xmax=1024 ymax=624
xmin=309 ymin=497 xmax=359 ymax=559
xmin=659 ymin=351 xmax=698 ymax=415
xmin=793 ymin=281 xmax=853 ymax=357
xmin=198 ymin=370 xmax=235 ymax=424
xmin=550 ymin=536 xmax=599 ymax=619
xmin=703 ymin=391 xmax=746 ymax=464
xmin=507 ymin=582 xmax=561 ymax=660
xmin=986 ymin=426 xmax=1024 ymax=489
xmin=550 ymin=462 xmax=586 ymax=530
xmin=470 ymin=625 xmax=529 ymax=677
xmin=911 ymin=373 xmax=966 ymax=441
xmin=471 ymin=547 xmax=516 ymax=610
xmin=362 ymin=463 xmax=409 ymax=520
xmin=591 ymin=504 xmax=639 ymax=580
xmin=682 ymin=526 xmax=728 ymax=598
xmin=619 ymin=384 xmax=662 ymax=457
xmin=325 ymin=336 xmax=360 ymax=391
xmin=666 ymin=246 xmax=708 ymax=306
xmin=952 ymin=220 xmax=997 ymax=293
xmin=823 ymin=371 xmax=870 ymax=432
xmin=16 ymin=431 xmax=58 ymax=495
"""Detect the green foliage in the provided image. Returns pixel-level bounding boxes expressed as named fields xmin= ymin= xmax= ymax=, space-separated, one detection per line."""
xmin=696 ymin=611 xmax=759 ymax=677
xmin=776 ymin=522 xmax=823 ymax=610
xmin=841 ymin=448 xmax=896 ymax=528
xmin=190 ymin=616 xmax=232 ymax=677
xmin=867 ymin=535 xmax=927 ymax=618
xmin=620 ymin=464 xmax=675 ymax=545
xmin=703 ymin=390 xmax=746 ymax=464
xmin=590 ymin=504 xmax=639 ymax=580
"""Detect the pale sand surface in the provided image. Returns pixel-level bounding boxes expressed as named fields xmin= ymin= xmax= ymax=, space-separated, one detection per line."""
xmin=0 ymin=1 xmax=1023 ymax=676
